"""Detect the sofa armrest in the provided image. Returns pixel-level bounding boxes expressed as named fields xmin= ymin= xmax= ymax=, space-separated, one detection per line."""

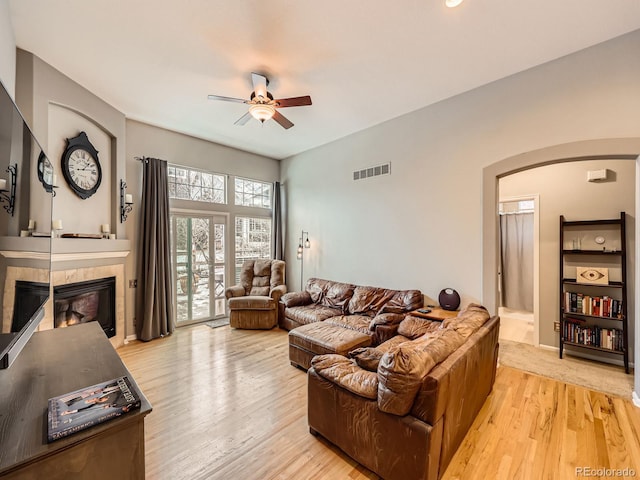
xmin=270 ymin=284 xmax=287 ymax=303
xmin=225 ymin=284 xmax=245 ymax=300
xmin=280 ymin=290 xmax=312 ymax=307
xmin=372 ymin=324 xmax=400 ymax=345
xmin=310 ymin=354 xmax=378 ymax=400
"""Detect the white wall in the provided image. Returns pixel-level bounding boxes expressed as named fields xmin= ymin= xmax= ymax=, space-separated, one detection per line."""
xmin=0 ymin=0 xmax=15 ymax=96
xmin=499 ymin=160 xmax=635 ymax=350
xmin=281 ymin=30 xmax=640 ymax=305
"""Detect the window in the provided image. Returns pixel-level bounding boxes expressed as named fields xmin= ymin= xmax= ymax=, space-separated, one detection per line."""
xmin=235 ymin=216 xmax=271 ymax=282
xmin=234 ymin=177 xmax=271 ymax=208
xmin=168 ymin=165 xmax=226 ymax=204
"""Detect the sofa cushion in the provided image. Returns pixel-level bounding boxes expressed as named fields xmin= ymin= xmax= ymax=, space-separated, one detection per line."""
xmin=347 ymin=286 xmax=395 ymax=317
xmin=285 ymin=304 xmax=341 ymax=325
xmin=377 ymin=334 xmax=411 ymax=352
xmin=324 ymin=314 xmax=373 ymax=336
xmin=349 ymin=347 xmax=384 ymax=372
xmin=320 ymin=281 xmax=356 ymax=312
xmin=377 ymin=328 xmax=464 ymax=416
xmin=347 ymin=286 xmax=423 ymax=317
xmin=397 ymin=315 xmax=442 ymax=340
xmin=441 ymin=303 xmax=490 ymax=338
xmin=311 ymin=354 xmax=378 ymax=400
xmin=306 ymin=278 xmax=330 ymax=303
xmin=369 ymin=312 xmax=405 ymax=330
xmin=281 ymin=291 xmax=312 ymax=308
xmin=228 ymin=295 xmax=275 ymax=310
xmin=379 ymin=290 xmax=423 ymax=314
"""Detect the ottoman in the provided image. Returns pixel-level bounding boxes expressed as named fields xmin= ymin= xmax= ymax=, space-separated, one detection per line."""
xmin=228 ymin=296 xmax=277 ymax=329
xmin=288 ymin=322 xmax=373 ymax=370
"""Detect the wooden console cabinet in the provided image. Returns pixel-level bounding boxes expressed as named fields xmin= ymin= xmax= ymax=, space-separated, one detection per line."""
xmin=0 ymin=322 xmax=151 ymax=479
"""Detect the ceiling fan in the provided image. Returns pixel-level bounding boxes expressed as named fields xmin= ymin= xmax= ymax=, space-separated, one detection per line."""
xmin=207 ymin=72 xmax=312 ymax=129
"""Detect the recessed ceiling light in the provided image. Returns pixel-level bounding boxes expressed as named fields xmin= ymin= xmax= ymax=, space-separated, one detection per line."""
xmin=445 ymin=0 xmax=464 ymax=7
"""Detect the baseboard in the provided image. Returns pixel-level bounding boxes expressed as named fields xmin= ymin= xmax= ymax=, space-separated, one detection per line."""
xmin=538 ymin=343 xmax=634 ymax=369
xmin=125 ymin=334 xmax=137 ymax=344
xmin=633 ymin=391 xmax=640 ymax=408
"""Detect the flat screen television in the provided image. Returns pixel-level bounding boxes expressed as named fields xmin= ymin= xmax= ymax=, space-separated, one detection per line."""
xmin=0 ymin=78 xmax=52 ymax=369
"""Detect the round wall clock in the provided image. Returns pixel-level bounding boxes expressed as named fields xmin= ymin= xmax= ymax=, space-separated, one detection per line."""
xmin=37 ymin=150 xmax=54 ymax=193
xmin=61 ymin=131 xmax=102 ymax=200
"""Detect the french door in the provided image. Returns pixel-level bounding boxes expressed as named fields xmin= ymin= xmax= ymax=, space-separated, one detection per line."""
xmin=170 ymin=212 xmax=227 ymax=325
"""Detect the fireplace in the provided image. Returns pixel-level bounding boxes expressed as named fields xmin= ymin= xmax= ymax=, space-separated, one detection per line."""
xmin=54 ymin=277 xmax=116 ymax=338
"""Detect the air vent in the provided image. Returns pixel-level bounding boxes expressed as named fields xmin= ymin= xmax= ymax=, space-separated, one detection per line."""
xmin=353 ymin=162 xmax=391 ymax=181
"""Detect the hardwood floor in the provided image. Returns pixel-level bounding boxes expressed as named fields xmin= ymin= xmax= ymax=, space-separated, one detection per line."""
xmin=117 ymin=324 xmax=640 ymax=480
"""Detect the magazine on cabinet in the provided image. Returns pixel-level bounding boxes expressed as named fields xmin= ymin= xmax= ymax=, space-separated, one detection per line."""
xmin=47 ymin=376 xmax=141 ymax=442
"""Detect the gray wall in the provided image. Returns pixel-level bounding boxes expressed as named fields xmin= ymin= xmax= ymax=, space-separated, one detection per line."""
xmin=124 ymin=120 xmax=279 ymax=332
xmin=10 ymin=49 xmax=280 ymax=338
xmin=281 ymin=30 xmax=640 ymax=306
xmin=0 ymin=0 xmax=15 ymax=97
xmin=499 ymin=159 xmax=636 ymax=353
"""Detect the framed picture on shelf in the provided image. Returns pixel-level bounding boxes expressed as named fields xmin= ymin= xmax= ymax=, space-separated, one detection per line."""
xmin=576 ymin=266 xmax=609 ymax=285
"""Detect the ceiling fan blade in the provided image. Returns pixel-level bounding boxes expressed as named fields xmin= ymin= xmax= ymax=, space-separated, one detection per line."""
xmin=234 ymin=112 xmax=252 ymax=126
xmin=251 ymin=72 xmax=268 ymax=99
xmin=272 ymin=110 xmax=294 ymax=129
xmin=208 ymin=94 xmax=247 ymax=103
xmin=275 ymin=96 xmax=312 ymax=108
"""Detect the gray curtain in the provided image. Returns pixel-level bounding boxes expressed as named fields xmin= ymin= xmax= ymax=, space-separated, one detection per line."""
xmin=271 ymin=181 xmax=283 ymax=260
xmin=135 ymin=158 xmax=175 ymax=341
xmin=499 ymin=212 xmax=534 ymax=312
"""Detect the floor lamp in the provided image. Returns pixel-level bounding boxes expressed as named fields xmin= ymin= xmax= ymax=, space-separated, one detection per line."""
xmin=297 ymin=230 xmax=310 ymax=290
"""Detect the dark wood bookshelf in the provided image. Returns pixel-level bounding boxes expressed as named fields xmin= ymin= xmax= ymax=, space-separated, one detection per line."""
xmin=559 ymin=212 xmax=629 ymax=373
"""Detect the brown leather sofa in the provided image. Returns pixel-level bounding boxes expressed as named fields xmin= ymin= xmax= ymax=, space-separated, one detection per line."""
xmin=281 ymin=278 xmax=423 ymax=369
xmin=307 ymin=304 xmax=499 ymax=480
xmin=279 ymin=278 xmax=422 ymax=337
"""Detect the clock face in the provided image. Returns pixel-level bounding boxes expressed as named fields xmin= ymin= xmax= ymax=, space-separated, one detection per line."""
xmin=68 ymin=149 xmax=100 ymax=190
xmin=37 ymin=151 xmax=54 ymax=192
xmin=61 ymin=132 xmax=102 ymax=199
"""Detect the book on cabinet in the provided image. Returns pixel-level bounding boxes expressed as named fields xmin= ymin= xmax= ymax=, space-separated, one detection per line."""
xmin=559 ymin=212 xmax=629 ymax=373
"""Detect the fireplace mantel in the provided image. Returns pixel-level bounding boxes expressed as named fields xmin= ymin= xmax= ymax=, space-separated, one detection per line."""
xmin=0 ymin=237 xmax=131 ymax=263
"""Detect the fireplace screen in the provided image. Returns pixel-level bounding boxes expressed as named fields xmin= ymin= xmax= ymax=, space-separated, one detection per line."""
xmin=54 ymin=277 xmax=116 ymax=338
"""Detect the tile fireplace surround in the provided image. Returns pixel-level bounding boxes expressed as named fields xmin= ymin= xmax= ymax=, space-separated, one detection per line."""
xmin=1 ymin=238 xmax=130 ymax=348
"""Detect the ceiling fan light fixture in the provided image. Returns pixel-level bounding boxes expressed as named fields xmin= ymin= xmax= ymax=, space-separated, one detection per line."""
xmin=249 ymin=103 xmax=276 ymax=122
xmin=445 ymin=0 xmax=463 ymax=7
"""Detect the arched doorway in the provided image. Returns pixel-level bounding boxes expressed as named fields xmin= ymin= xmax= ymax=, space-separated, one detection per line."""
xmin=482 ymin=138 xmax=640 ymax=404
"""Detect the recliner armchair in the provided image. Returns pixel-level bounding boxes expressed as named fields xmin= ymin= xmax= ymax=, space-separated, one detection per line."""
xmin=225 ymin=259 xmax=286 ymax=329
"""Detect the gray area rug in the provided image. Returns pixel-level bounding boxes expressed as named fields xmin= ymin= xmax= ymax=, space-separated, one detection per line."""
xmin=499 ymin=339 xmax=634 ymax=399
xmin=206 ymin=318 xmax=230 ymax=329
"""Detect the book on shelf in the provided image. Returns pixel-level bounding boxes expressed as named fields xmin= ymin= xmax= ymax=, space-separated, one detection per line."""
xmin=47 ymin=376 xmax=141 ymax=443
xmin=562 ymin=321 xmax=623 ymax=352
xmin=563 ymin=292 xmax=622 ymax=318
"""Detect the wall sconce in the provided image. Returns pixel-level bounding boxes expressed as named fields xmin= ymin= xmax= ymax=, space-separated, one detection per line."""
xmin=0 ymin=164 xmax=17 ymax=216
xmin=297 ymin=230 xmax=311 ymax=289
xmin=120 ymin=179 xmax=133 ymax=223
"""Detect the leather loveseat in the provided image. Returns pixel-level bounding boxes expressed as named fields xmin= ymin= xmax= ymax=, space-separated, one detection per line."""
xmin=307 ymin=304 xmax=499 ymax=480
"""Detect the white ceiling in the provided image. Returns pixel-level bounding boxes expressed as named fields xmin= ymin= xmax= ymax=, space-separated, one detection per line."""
xmin=8 ymin=1 xmax=640 ymax=160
